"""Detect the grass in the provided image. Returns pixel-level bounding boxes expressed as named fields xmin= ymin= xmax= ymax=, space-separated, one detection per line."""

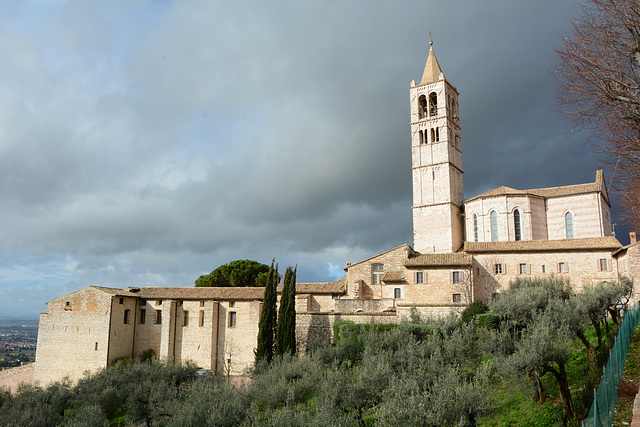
xmin=478 ymin=324 xmax=613 ymax=426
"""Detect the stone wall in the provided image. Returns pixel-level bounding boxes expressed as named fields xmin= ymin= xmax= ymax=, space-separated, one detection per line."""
xmin=0 ymin=364 xmax=34 ymax=393
xmin=296 ymin=312 xmax=399 ymax=350
xmin=34 ymin=288 xmax=114 ymax=386
xmin=474 ymin=248 xmax=619 ymax=293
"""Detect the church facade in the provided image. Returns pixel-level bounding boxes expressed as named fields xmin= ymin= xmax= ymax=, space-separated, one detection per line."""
xmin=31 ymin=45 xmax=640 ymax=387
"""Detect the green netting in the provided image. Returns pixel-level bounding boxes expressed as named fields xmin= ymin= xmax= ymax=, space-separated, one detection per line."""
xmin=583 ymin=303 xmax=640 ymax=427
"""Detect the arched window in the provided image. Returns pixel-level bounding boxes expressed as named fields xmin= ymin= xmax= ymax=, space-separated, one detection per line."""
xmin=419 ymin=130 xmax=424 ymax=145
xmin=565 ymin=212 xmax=574 ymax=239
xmin=490 ymin=211 xmax=499 ymax=242
xmin=514 ymin=209 xmax=522 ymax=241
xmin=435 ymin=127 xmax=439 ymax=142
xmin=473 ymin=214 xmax=479 ymax=242
xmin=418 ymin=95 xmax=427 ymax=119
xmin=429 ymin=92 xmax=438 ymax=116
xmin=430 ymin=128 xmax=435 ymax=143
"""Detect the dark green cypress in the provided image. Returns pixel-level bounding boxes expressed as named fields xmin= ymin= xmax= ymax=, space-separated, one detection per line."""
xmin=276 ymin=266 xmax=297 ymax=355
xmin=256 ymin=260 xmax=277 ymax=363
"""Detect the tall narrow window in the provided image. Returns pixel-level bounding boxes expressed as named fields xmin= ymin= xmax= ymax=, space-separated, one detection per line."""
xmin=124 ymin=309 xmax=130 ymax=324
xmin=199 ymin=311 xmax=204 ymax=327
xmin=418 ymin=95 xmax=427 ymax=119
xmin=490 ymin=211 xmax=499 ymax=242
xmin=183 ymin=311 xmax=189 ymax=326
xmin=514 ymin=209 xmax=522 ymax=241
xmin=431 ymin=128 xmax=435 ymax=143
xmin=435 ymin=127 xmax=439 ymax=141
xmin=155 ymin=310 xmax=162 ymax=325
xmin=415 ymin=272 xmax=425 ymax=284
xmin=371 ymin=264 xmax=384 ymax=284
xmin=429 ymin=92 xmax=438 ymax=116
xmin=473 ymin=214 xmax=479 ymax=242
xmin=565 ymin=212 xmax=574 ymax=239
xmin=452 ymin=271 xmax=461 ymax=284
xmin=419 ymin=130 xmax=424 ymax=145
xmin=139 ymin=309 xmax=146 ymax=324
xmin=394 ymin=288 xmax=402 ymax=299
xmin=228 ymin=312 xmax=237 ymax=328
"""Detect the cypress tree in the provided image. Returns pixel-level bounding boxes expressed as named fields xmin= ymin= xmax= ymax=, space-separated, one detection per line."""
xmin=276 ymin=266 xmax=297 ymax=355
xmin=256 ymin=260 xmax=277 ymax=363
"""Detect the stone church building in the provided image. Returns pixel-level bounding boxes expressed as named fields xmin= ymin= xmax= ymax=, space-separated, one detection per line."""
xmin=32 ymin=45 xmax=640 ymax=386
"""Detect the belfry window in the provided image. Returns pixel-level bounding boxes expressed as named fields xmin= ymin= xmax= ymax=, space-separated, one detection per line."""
xmin=429 ymin=92 xmax=438 ymax=116
xmin=435 ymin=127 xmax=439 ymax=142
xmin=490 ymin=211 xmax=499 ymax=242
xmin=514 ymin=209 xmax=522 ymax=241
xmin=565 ymin=212 xmax=574 ymax=239
xmin=473 ymin=214 xmax=479 ymax=242
xmin=418 ymin=95 xmax=427 ymax=119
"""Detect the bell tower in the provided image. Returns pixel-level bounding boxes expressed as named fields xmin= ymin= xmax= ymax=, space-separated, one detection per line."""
xmin=409 ymin=42 xmax=463 ymax=253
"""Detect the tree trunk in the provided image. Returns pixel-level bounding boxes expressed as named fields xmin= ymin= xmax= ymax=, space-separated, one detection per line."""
xmin=549 ymin=363 xmax=574 ymax=423
xmin=529 ymin=369 xmax=546 ymax=403
xmin=576 ymin=331 xmax=596 ymax=368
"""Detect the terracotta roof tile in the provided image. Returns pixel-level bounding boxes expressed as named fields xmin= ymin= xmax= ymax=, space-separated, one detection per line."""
xmin=404 ymin=252 xmax=473 ymax=267
xmin=464 ymin=236 xmax=621 ymax=253
xmin=466 ymin=171 xmax=609 ymax=204
xmin=382 ymin=271 xmax=406 ymax=282
xmin=138 ymin=287 xmax=265 ymax=300
xmin=293 ymin=280 xmax=346 ymax=294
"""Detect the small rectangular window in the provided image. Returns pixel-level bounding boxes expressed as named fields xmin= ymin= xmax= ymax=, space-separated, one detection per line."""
xmin=139 ymin=309 xmax=146 ymax=324
xmin=119 ymin=298 xmax=124 ymax=305
xmin=155 ymin=310 xmax=162 ymax=325
xmin=494 ymin=264 xmax=503 ymax=275
xmin=124 ymin=309 xmax=130 ymax=324
xmin=228 ymin=312 xmax=237 ymax=328
xmin=558 ymin=262 xmax=566 ymax=273
xmin=156 ymin=300 xmax=162 ymax=306
xmin=519 ymin=263 xmax=527 ymax=275
xmin=179 ymin=300 xmax=183 ymax=306
xmin=229 ymin=301 xmax=235 ymax=308
xmin=415 ymin=271 xmax=424 ymax=284
xmin=199 ymin=311 xmax=205 ymax=327
xmin=394 ymin=288 xmax=402 ymax=299
xmin=140 ymin=299 xmax=146 ymax=306
xmin=183 ymin=311 xmax=189 ymax=326
xmin=95 ymin=342 xmax=98 ymax=351
xmin=542 ymin=265 xmax=546 ymax=273
xmin=200 ymin=301 xmax=205 ymax=307
xmin=453 ymin=294 xmax=462 ymax=303
xmin=599 ymin=259 xmax=609 ymax=271
xmin=452 ymin=271 xmax=461 ymax=284
xmin=332 ymin=293 xmax=340 ymax=299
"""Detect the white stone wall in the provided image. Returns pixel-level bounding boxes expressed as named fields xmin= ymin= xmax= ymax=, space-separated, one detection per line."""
xmin=34 ymin=288 xmax=114 ymax=385
xmin=546 ymin=193 xmax=611 ymax=240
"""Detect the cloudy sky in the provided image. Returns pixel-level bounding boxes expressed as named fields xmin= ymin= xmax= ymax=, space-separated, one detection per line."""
xmin=0 ymin=0 xmax=627 ymax=318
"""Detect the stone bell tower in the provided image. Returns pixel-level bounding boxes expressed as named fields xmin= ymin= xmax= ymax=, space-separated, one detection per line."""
xmin=409 ymin=42 xmax=464 ymax=253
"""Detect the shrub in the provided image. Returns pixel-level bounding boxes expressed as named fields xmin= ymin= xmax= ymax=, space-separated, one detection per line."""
xmin=461 ymin=301 xmax=489 ymax=323
xmin=477 ymin=312 xmax=501 ymax=330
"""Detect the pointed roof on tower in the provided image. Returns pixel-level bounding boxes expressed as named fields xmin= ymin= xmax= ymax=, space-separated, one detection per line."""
xmin=420 ymin=42 xmax=444 ymax=85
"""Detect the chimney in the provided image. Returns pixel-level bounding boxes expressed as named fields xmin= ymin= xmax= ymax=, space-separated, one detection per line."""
xmin=631 ymin=232 xmax=637 ymax=244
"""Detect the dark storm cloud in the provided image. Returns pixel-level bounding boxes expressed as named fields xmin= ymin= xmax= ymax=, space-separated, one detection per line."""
xmin=0 ymin=0 xmax=607 ymax=318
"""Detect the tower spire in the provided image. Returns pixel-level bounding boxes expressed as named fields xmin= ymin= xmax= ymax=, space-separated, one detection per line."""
xmin=420 ymin=39 xmax=443 ymax=85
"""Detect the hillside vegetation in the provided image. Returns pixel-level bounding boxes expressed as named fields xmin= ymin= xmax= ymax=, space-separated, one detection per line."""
xmin=0 ymin=277 xmax=632 ymax=426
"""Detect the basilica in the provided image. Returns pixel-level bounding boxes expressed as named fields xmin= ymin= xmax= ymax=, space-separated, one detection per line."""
xmin=30 ymin=45 xmax=640 ymax=386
